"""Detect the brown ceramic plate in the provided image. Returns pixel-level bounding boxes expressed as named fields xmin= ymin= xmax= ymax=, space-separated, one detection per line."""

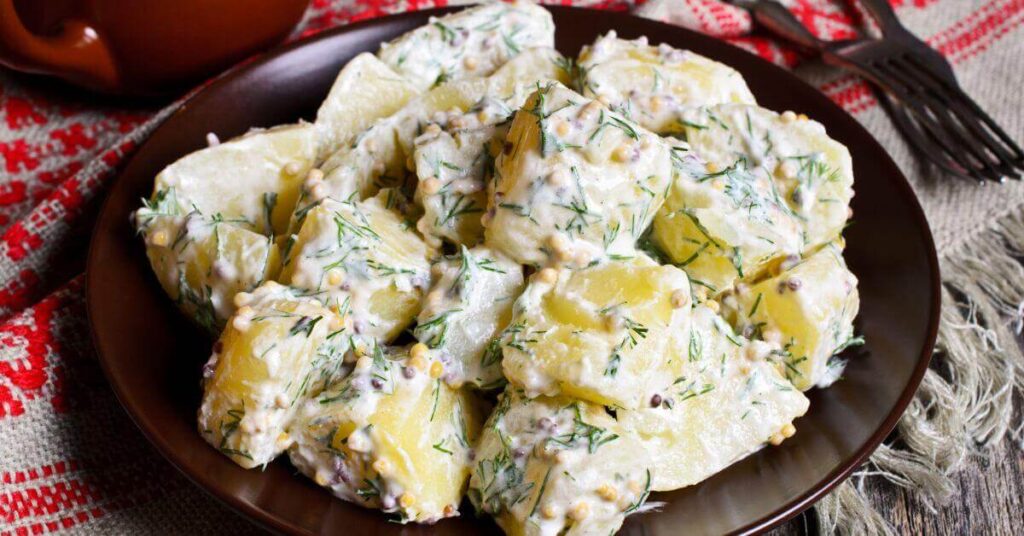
xmin=86 ymin=6 xmax=939 ymax=535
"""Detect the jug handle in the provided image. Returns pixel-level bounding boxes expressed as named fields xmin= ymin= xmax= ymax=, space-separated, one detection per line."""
xmin=0 ymin=0 xmax=118 ymax=89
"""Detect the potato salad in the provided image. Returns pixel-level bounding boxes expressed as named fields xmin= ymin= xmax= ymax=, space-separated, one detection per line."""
xmin=134 ymin=2 xmax=860 ymax=533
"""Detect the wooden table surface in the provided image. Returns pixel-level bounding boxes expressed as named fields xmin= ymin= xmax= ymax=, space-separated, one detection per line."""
xmin=772 ymin=420 xmax=1024 ymax=534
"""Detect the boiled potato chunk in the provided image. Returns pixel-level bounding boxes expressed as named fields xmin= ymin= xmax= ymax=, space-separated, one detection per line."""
xmin=288 ymin=344 xmax=484 ymax=523
xmin=727 ymin=243 xmax=860 ymax=390
xmin=413 ymin=97 xmax=511 ymax=247
xmin=291 ymin=47 xmax=570 ymax=229
xmin=676 ymin=104 xmax=854 ymax=250
xmin=315 ymin=52 xmax=420 ymax=162
xmin=152 ymin=123 xmax=317 ymax=235
xmin=403 ymin=46 xmax=569 ymax=131
xmin=377 ymin=0 xmax=555 ymax=91
xmin=198 ymin=283 xmax=342 ymax=468
xmin=310 ymin=115 xmax=409 ymax=208
xmin=651 ymin=144 xmax=804 ymax=295
xmin=414 ymin=246 xmax=524 ymax=389
xmin=501 ymin=254 xmax=691 ymax=409
xmin=138 ymin=212 xmax=280 ymax=333
xmin=136 ymin=123 xmax=317 ymax=330
xmin=577 ymin=32 xmax=755 ymax=134
xmin=486 ymin=83 xmax=674 ymax=266
xmin=618 ymin=305 xmax=809 ymax=491
xmin=280 ymin=190 xmax=435 ymax=342
xmin=469 ymin=388 xmax=652 ymax=536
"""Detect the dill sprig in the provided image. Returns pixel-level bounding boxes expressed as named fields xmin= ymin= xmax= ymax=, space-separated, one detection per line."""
xmin=473 ymin=430 xmax=535 ymax=514
xmin=414 ymin=309 xmax=463 ymax=348
xmin=288 ymin=315 xmax=322 ymax=338
xmin=545 ymin=403 xmax=619 ymax=454
xmin=623 ymin=469 xmax=652 ymax=514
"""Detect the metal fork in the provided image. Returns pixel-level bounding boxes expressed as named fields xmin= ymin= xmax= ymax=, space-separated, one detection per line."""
xmin=730 ymin=0 xmax=1024 ymax=182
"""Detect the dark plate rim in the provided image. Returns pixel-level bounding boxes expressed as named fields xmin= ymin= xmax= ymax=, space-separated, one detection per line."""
xmin=85 ymin=6 xmax=942 ymax=535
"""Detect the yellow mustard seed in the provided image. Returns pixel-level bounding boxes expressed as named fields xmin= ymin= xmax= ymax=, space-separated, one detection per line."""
xmin=613 ymin=144 xmax=632 ymax=162
xmin=429 ymin=360 xmax=444 ymax=378
xmin=537 ymin=268 xmax=559 ymax=285
xmin=569 ymin=501 xmax=590 ymax=521
xmin=555 ymin=119 xmax=570 ymax=137
xmin=597 ymin=484 xmax=618 ymax=502
xmin=410 ymin=342 xmax=429 ymax=361
xmin=421 ymin=177 xmax=442 ymax=195
xmin=372 ymin=458 xmax=390 ymax=476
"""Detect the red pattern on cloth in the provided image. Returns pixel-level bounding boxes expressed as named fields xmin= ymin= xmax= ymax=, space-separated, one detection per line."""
xmin=0 ymin=1 xmax=1018 ymax=533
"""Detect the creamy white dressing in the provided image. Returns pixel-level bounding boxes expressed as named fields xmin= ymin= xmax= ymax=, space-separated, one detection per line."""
xmin=314 ymin=53 xmax=421 ymax=162
xmin=469 ymin=389 xmax=651 ymax=536
xmin=136 ymin=210 xmax=278 ymax=332
xmin=486 ymin=83 xmax=674 ymax=267
xmin=377 ymin=1 xmax=555 ymax=91
xmin=676 ymin=104 xmax=854 ymax=249
xmin=724 ymin=243 xmax=860 ymax=390
xmin=413 ymin=97 xmax=513 ymax=247
xmin=281 ymin=192 xmax=434 ymax=343
xmin=197 ymin=282 xmax=344 ymax=469
xmin=414 ymin=246 xmax=524 ymax=389
xmin=288 ymin=344 xmax=477 ymax=523
xmin=578 ymin=32 xmax=756 ymax=134
xmin=617 ymin=305 xmax=809 ymax=491
xmin=290 ymin=47 xmax=567 ymax=234
xmin=500 ymin=255 xmax=693 ymax=409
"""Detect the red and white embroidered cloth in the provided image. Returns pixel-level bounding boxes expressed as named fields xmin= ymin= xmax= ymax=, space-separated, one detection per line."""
xmin=2 ymin=1 xmax=1022 ymax=534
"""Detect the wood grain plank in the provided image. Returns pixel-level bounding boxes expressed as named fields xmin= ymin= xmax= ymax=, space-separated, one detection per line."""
xmin=771 ymin=435 xmax=1024 ymax=534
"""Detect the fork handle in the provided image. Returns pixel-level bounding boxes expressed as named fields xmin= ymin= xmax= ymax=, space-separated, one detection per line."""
xmin=745 ymin=0 xmax=826 ymax=53
xmin=857 ymin=0 xmax=906 ymax=37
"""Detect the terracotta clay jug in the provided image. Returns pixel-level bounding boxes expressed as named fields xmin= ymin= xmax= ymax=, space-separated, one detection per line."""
xmin=0 ymin=0 xmax=310 ymax=94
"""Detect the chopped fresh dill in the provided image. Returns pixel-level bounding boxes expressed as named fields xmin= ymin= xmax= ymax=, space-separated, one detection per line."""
xmin=528 ymin=467 xmax=553 ymax=518
xmin=623 ymin=469 xmax=652 ymax=514
xmin=288 ymin=315 xmax=322 ymax=338
xmin=748 ymin=293 xmax=763 ymax=317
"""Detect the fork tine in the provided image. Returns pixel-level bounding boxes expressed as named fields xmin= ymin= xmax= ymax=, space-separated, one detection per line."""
xmin=880 ymin=92 xmax=984 ymax=182
xmin=896 ymin=55 xmax=1024 ymax=177
xmin=886 ymin=59 xmax=1019 ymax=181
xmin=905 ymin=54 xmax=1024 ymax=166
xmin=869 ymin=69 xmax=998 ymax=181
xmin=945 ymin=88 xmax=1024 ymax=167
xmin=872 ymin=58 xmax=1007 ymax=181
xmin=943 ymin=97 xmax=1024 ymax=177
